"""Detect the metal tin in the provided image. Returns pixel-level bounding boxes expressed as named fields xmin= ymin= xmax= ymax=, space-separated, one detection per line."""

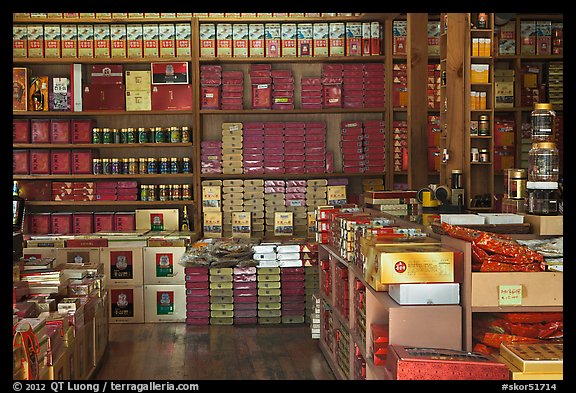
xmin=181 ymin=126 xmax=190 ymax=143
xmin=102 ymin=158 xmax=111 ymax=175
xmin=111 ymin=158 xmax=121 ymax=174
xmin=126 ymin=127 xmax=136 ymax=143
xmin=159 ymin=185 xmax=168 ymax=201
xmin=504 ymin=168 xmax=527 ymax=200
xmin=478 ymin=115 xmax=489 ymax=136
xmin=92 ymin=128 xmax=102 ymax=144
xmin=170 ymin=157 xmax=179 ymax=174
xmin=147 ymin=158 xmax=157 ymax=174
xmin=171 ymin=184 xmax=181 ymax=200
xmin=121 ymin=158 xmax=130 ymax=174
xmin=140 ymin=185 xmax=149 ymax=201
xmin=113 ymin=128 xmax=121 ymax=144
xmin=139 ymin=158 xmax=148 ymax=174
xmin=182 ymin=157 xmax=191 ymax=173
xmin=138 ymin=127 xmax=149 ymax=143
xmin=102 ymin=128 xmax=112 ymax=144
xmin=170 ymin=126 xmax=181 ymax=143
xmin=450 ymin=169 xmax=463 ymax=189
xmin=182 ymin=184 xmax=191 ymax=200
xmin=128 ymin=158 xmax=138 ymax=174
xmin=148 ymin=185 xmax=157 ymax=201
xmin=154 ymin=127 xmax=166 ymax=143
xmin=92 ymin=158 xmax=102 ymax=174
xmin=159 ymin=157 xmax=169 ymax=174
xmin=471 ymin=148 xmax=479 ymax=163
xmin=479 ymin=148 xmax=489 ymax=163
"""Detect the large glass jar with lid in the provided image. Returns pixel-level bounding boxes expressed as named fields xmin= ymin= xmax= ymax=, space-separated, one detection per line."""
xmin=531 ymin=103 xmax=556 ymax=142
xmin=526 ymin=181 xmax=559 ymax=216
xmin=528 ymin=142 xmax=559 ymax=182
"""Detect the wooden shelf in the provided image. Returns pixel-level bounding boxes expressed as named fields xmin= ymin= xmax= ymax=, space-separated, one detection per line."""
xmin=318 ymin=339 xmax=347 ymax=381
xmin=199 ymin=56 xmax=386 ymax=64
xmin=14 ymin=174 xmax=194 ymax=180
xmin=200 ymin=16 xmax=365 ymax=23
xmin=392 ymin=107 xmax=407 ymax=112
xmin=13 ymin=143 xmax=193 ymax=149
xmin=471 ymin=306 xmax=564 ymax=313
xmin=13 ymin=57 xmax=192 ymax=64
xmin=470 ymin=135 xmax=493 ymax=139
xmin=470 ymin=109 xmax=492 ymax=113
xmin=199 ymin=108 xmax=386 ymax=115
xmin=350 ymin=329 xmax=366 ymax=359
xmin=200 ymin=172 xmax=385 ymax=179
xmin=13 ymin=17 xmax=192 ymax=24
xmin=13 ymin=110 xmax=195 ymax=116
xmin=25 ymin=200 xmax=194 ymax=206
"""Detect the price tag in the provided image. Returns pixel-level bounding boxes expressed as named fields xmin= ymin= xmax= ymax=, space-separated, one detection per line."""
xmin=498 ymin=284 xmax=523 ymax=306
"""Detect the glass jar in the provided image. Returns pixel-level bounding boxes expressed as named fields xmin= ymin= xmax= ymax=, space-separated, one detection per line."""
xmin=102 ymin=128 xmax=112 ymax=144
xmin=478 ymin=115 xmax=490 ymax=136
xmin=112 ymin=128 xmax=121 ymax=144
xmin=171 ymin=184 xmax=181 ymax=200
xmin=451 ymin=169 xmax=463 ymax=189
xmin=92 ymin=128 xmax=102 ymax=144
xmin=170 ymin=157 xmax=179 ymax=174
xmin=120 ymin=128 xmax=129 ymax=144
xmin=138 ymin=158 xmax=148 ymax=174
xmin=479 ymin=148 xmax=490 ymax=163
xmin=121 ymin=158 xmax=130 ymax=174
xmin=102 ymin=158 xmax=111 ymax=175
xmin=182 ymin=184 xmax=191 ymax=200
xmin=140 ymin=185 xmax=149 ymax=201
xmin=504 ymin=169 xmax=527 ymax=200
xmin=148 ymin=185 xmax=157 ymax=201
xmin=128 ymin=158 xmax=138 ymax=174
xmin=138 ymin=127 xmax=149 ymax=143
xmin=159 ymin=157 xmax=169 ymax=174
xmin=170 ymin=126 xmax=181 ymax=143
xmin=181 ymin=126 xmax=190 ymax=143
xmin=528 ymin=142 xmax=559 ymax=182
xmin=92 ymin=158 xmax=102 ymax=174
xmin=147 ymin=158 xmax=157 ymax=174
xmin=126 ymin=127 xmax=137 ymax=143
xmin=531 ymin=103 xmax=556 ymax=142
xmin=159 ymin=185 xmax=169 ymax=201
xmin=526 ymin=181 xmax=559 ymax=216
xmin=471 ymin=148 xmax=479 ymax=163
xmin=182 ymin=157 xmax=191 ymax=173
xmin=111 ymin=158 xmax=121 ymax=174
xmin=154 ymin=127 xmax=166 ymax=143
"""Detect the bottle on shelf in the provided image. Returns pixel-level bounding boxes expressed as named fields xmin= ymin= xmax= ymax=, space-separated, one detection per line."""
xmin=181 ymin=205 xmax=190 ymax=231
xmin=13 ymin=181 xmax=25 ymax=231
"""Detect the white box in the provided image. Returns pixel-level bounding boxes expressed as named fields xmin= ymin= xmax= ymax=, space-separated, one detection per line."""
xmin=253 ymin=253 xmax=278 ymax=261
xmin=101 ymin=247 xmax=144 ymax=286
xmin=477 ymin=213 xmax=524 ymax=224
xmin=440 ymin=214 xmax=485 ymax=225
xmin=276 ymin=245 xmax=301 ymax=253
xmin=278 ymin=259 xmax=303 ymax=268
xmin=252 ymin=244 xmax=277 ymax=254
xmin=258 ymin=260 xmax=281 ymax=268
xmin=388 ymin=283 xmax=460 ymax=305
xmin=276 ymin=252 xmax=300 ymax=260
xmin=144 ymin=284 xmax=186 ymax=322
xmin=108 ymin=285 xmax=144 ymax=323
xmin=143 ymin=246 xmax=186 ymax=285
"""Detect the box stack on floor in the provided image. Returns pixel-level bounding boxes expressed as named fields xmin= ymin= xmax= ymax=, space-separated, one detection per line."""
xmin=233 ymin=266 xmax=258 ymax=325
xmin=184 ymin=266 xmax=210 ymax=326
xmin=209 ymin=267 xmax=234 ymax=325
xmin=309 ymin=293 xmax=321 ymax=339
xmin=257 ymin=263 xmax=282 ymax=325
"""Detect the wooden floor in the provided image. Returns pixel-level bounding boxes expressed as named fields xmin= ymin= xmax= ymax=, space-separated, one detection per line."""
xmin=93 ymin=323 xmax=335 ymax=380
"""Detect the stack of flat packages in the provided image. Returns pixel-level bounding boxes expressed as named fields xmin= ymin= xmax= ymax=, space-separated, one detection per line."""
xmin=201 ymin=180 xmax=223 ymax=238
xmin=285 ymin=179 xmax=309 ymax=237
xmin=278 ymin=243 xmax=305 ymax=324
xmin=264 ymin=180 xmax=286 ymax=236
xmin=232 ymin=266 xmax=258 ymax=325
xmin=243 ymin=179 xmax=265 ymax=237
xmin=184 ymin=266 xmax=210 ymax=325
xmin=309 ymin=293 xmax=321 ymax=339
xmin=242 ymin=122 xmax=264 ymax=175
xmin=254 ymin=242 xmax=281 ymax=324
xmin=302 ymin=242 xmax=319 ymax=323
xmin=221 ymin=122 xmax=243 ymax=175
xmin=221 ymin=179 xmax=244 ymax=237
xmin=209 ymin=267 xmax=234 ymax=325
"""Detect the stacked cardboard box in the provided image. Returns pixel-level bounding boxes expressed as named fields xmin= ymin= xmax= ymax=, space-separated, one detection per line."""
xmin=304 ymin=121 xmax=327 ymax=173
xmin=364 ymin=63 xmax=386 ymax=108
xmin=216 ymin=23 xmax=233 ymax=58
xmin=232 ymin=23 xmax=249 ymax=58
xmin=309 ymin=293 xmax=321 ymax=338
xmin=249 ymin=23 xmax=265 ymax=58
xmin=392 ymin=63 xmax=408 ymax=108
xmin=354 ymin=278 xmax=366 ymax=350
xmin=125 ymin=70 xmax=151 ymax=111
xmin=427 ymin=64 xmax=441 ymax=110
xmin=363 ymin=190 xmax=419 ymax=219
xmin=242 ymin=122 xmax=265 ymax=174
xmin=428 ymin=21 xmax=440 ymax=56
xmin=244 ymin=179 xmax=265 ymax=236
xmin=233 ymin=266 xmax=258 ymax=324
xmin=264 ymin=180 xmax=286 ymax=236
xmin=95 ymin=181 xmax=117 ymax=202
xmin=272 ymin=68 xmax=295 ymax=110
xmin=301 ymin=77 xmax=323 ymax=109
xmin=221 ymin=122 xmax=243 ymax=175
xmin=362 ymin=178 xmax=385 ymax=193
xmin=498 ymin=20 xmax=516 ymax=56
xmin=494 ymin=116 xmax=516 ymax=172
xmin=552 ymin=22 xmax=563 ymax=55
xmin=263 ymin=122 xmax=285 ymax=174
xmin=495 ymin=68 xmax=515 ymax=109
xmin=334 ymin=261 xmax=349 ymax=320
xmin=322 ymin=63 xmax=343 ymax=108
xmin=250 ymin=63 xmax=272 ymax=109
xmin=185 ymin=266 xmax=210 ymax=325
xmin=201 ymin=140 xmax=222 ymax=174
xmin=199 ymin=23 xmax=216 ymax=57
xmin=221 ymin=179 xmax=244 ymax=236
xmin=328 ymin=22 xmax=345 ymax=56
xmin=284 ymin=122 xmax=306 ymax=173
xmin=116 ymin=181 xmax=138 ymax=201
xmin=342 ymin=63 xmax=364 ymax=108
xmin=281 ymin=266 xmax=306 ymax=323
xmin=392 ymin=120 xmax=408 ymax=172
xmin=363 ymin=120 xmax=386 ymax=173
xmin=200 ymin=65 xmax=222 ymax=110
xmin=221 ymin=70 xmax=244 ymax=110
xmin=257 ymin=266 xmax=282 ymax=324
xmin=209 ymin=267 xmax=234 ymax=325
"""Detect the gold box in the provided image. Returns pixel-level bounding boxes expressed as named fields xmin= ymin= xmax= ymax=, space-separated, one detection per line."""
xmin=522 ymin=214 xmax=563 ymax=236
xmin=125 ymin=90 xmax=151 ymax=111
xmin=135 ymin=209 xmax=179 ymax=231
xmin=125 ymin=70 xmax=151 ymax=90
xmin=500 ymin=343 xmax=563 ymax=374
xmin=470 ymin=64 xmax=490 ymax=84
xmin=492 ymin=354 xmax=563 ymax=380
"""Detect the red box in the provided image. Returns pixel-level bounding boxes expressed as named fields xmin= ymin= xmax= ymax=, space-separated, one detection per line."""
xmin=13 ymin=120 xmax=30 ymax=143
xmin=114 ymin=212 xmax=135 ymax=232
xmin=186 ymin=310 xmax=210 ymax=318
xmin=252 ymin=84 xmax=272 ymax=109
xmin=233 ymin=281 xmax=257 ymax=290
xmin=222 ymin=84 xmax=243 ymax=92
xmin=185 ymin=282 xmax=209 ymax=290
xmin=94 ymin=212 xmax=114 ymax=232
xmin=185 ymin=317 xmax=210 ymax=325
xmin=323 ymin=86 xmax=342 ymax=108
xmin=234 ymin=302 xmax=257 ymax=310
xmin=385 ymin=345 xmax=510 ymax=380
xmin=235 ymin=309 xmax=257 ymax=318
xmin=151 ymin=85 xmax=193 ymax=110
xmin=30 ymin=119 xmax=51 ymax=143
xmin=72 ymin=213 xmax=93 ymax=234
xmin=48 ymin=120 xmax=72 ymax=143
xmin=29 ymin=213 xmax=51 ymax=235
xmin=13 ymin=150 xmax=30 ymax=174
xmin=30 ymin=150 xmax=51 ymax=174
xmin=71 ymin=119 xmax=95 ymax=144
xmin=201 ymin=85 xmax=221 ymax=110
xmin=186 ymin=303 xmax=210 ymax=311
xmin=50 ymin=150 xmax=72 ymax=174
xmin=83 ymin=85 xmax=125 ymax=110
xmin=72 ymin=150 xmax=93 ymax=174
xmin=90 ymin=64 xmax=124 ymax=85
xmin=51 ymin=212 xmax=73 ymax=235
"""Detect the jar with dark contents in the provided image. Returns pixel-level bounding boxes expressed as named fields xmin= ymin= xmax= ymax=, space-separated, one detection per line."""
xmin=526 ymin=181 xmax=559 ymax=215
xmin=128 ymin=158 xmax=138 ymax=175
xmin=181 ymin=157 xmax=191 ymax=173
xmin=479 ymin=148 xmax=490 ymax=163
xmin=159 ymin=158 xmax=169 ymax=174
xmin=182 ymin=184 xmax=191 ymax=200
xmin=138 ymin=158 xmax=148 ymax=174
xmin=138 ymin=127 xmax=149 ymax=143
xmin=102 ymin=128 xmax=112 ymax=144
xmin=92 ymin=158 xmax=103 ymax=174
xmin=147 ymin=158 xmax=157 ymax=174
xmin=140 ymin=185 xmax=149 ymax=201
xmin=121 ymin=158 xmax=130 ymax=174
xmin=120 ymin=128 xmax=129 ymax=144
xmin=528 ymin=142 xmax=559 ymax=182
xmin=102 ymin=158 xmax=111 ymax=175
xmin=181 ymin=126 xmax=190 ymax=143
xmin=111 ymin=158 xmax=121 ymax=174
xmin=170 ymin=126 xmax=181 ymax=143
xmin=92 ymin=128 xmax=102 ymax=144
xmin=113 ymin=128 xmax=121 ymax=144
xmin=159 ymin=185 xmax=169 ymax=201
xmin=170 ymin=157 xmax=179 ymax=174
xmin=154 ymin=127 xmax=166 ymax=143
xmin=478 ymin=115 xmax=490 ymax=136
xmin=148 ymin=185 xmax=157 ymax=201
xmin=171 ymin=184 xmax=181 ymax=200
xmin=126 ymin=127 xmax=137 ymax=144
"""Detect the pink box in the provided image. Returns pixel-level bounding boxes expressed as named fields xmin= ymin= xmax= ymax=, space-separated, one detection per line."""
xmin=114 ymin=212 xmax=135 ymax=232
xmin=31 ymin=119 xmax=51 ymax=143
xmin=306 ymin=140 xmax=327 ymax=149
xmin=233 ymin=288 xmax=258 ymax=296
xmin=222 ymin=84 xmax=243 ymax=92
xmin=341 ymin=140 xmax=363 ymax=149
xmin=341 ymin=147 xmax=364 ymax=155
xmin=363 ymin=146 xmax=386 ymax=154
xmin=13 ymin=120 xmax=31 ymax=143
xmin=29 ymin=213 xmax=51 ymax=235
xmin=234 ymin=302 xmax=258 ymax=310
xmin=305 ymin=127 xmax=326 ymax=136
xmin=252 ymin=84 xmax=272 ymax=109
xmin=72 ymin=150 xmax=93 ymax=174
xmin=305 ymin=154 xmax=326 ymax=162
xmin=73 ymin=212 xmax=93 ymax=234
xmin=30 ymin=150 xmax=51 ymax=174
xmin=50 ymin=120 xmax=71 ymax=143
xmin=305 ymin=166 xmax=325 ymax=174
xmin=186 ymin=303 xmax=210 ymax=311
xmin=242 ymin=129 xmax=265 ymax=137
xmin=13 ymin=150 xmax=30 ymax=174
xmin=243 ymin=153 xmax=264 ymax=160
xmin=50 ymin=150 xmax=72 ymax=174
xmin=263 ymin=128 xmax=284 ymax=136
xmin=51 ymin=212 xmax=73 ymax=234
xmin=243 ymin=122 xmax=265 ymax=130
xmin=264 ymin=166 xmax=285 ymax=174
xmin=243 ymin=166 xmax=264 ymax=174
xmin=71 ymin=119 xmax=95 ymax=144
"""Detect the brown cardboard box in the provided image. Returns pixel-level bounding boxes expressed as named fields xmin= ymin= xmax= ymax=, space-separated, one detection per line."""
xmin=108 ymin=285 xmax=144 ymax=323
xmin=143 ymin=246 xmax=186 ymax=285
xmin=522 ymin=214 xmax=563 ymax=235
xmin=144 ymin=284 xmax=186 ymax=322
xmin=56 ymin=247 xmax=100 ymax=265
xmin=102 ymin=247 xmax=144 ymax=286
xmin=135 ymin=209 xmax=179 ymax=231
xmin=471 ymin=272 xmax=562 ymax=307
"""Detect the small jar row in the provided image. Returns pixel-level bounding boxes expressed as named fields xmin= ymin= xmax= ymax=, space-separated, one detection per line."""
xmin=92 ymin=126 xmax=191 ymax=144
xmin=92 ymin=157 xmax=191 ymax=175
xmin=140 ymin=184 xmax=192 ymax=201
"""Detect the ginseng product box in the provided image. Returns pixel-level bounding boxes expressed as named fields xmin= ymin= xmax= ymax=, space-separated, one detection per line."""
xmin=143 ymin=24 xmax=160 ymax=58
xmin=13 ymin=25 xmax=27 ymax=58
xmin=94 ymin=24 xmax=111 ymax=58
xmin=77 ymin=25 xmax=94 ymax=58
xmin=265 ymin=23 xmax=281 ymax=57
xmin=127 ymin=25 xmax=144 ymax=59
xmin=281 ymin=23 xmax=297 ymax=57
xmin=110 ymin=24 xmax=127 ymax=58
xmin=61 ymin=25 xmax=78 ymax=58
xmin=233 ymin=24 xmax=249 ymax=58
xmin=44 ymin=24 xmax=61 ymax=58
xmin=329 ymin=23 xmax=345 ymax=56
xmin=297 ymin=23 xmax=313 ymax=57
xmin=313 ymin=23 xmax=329 ymax=57
xmin=26 ymin=25 xmax=44 ymax=58
xmin=159 ymin=24 xmax=176 ymax=58
xmin=216 ymin=23 xmax=233 ymax=58
xmin=249 ymin=24 xmax=265 ymax=57
xmin=200 ymin=24 xmax=216 ymax=58
xmin=175 ymin=23 xmax=191 ymax=58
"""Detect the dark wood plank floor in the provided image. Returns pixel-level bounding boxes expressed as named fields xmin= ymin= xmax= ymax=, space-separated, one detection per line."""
xmin=93 ymin=323 xmax=335 ymax=380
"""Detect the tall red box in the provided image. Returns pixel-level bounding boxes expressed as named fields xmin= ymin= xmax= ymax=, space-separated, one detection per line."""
xmin=13 ymin=119 xmax=30 ymax=143
xmin=29 ymin=213 xmax=52 ymax=235
xmin=72 ymin=150 xmax=93 ymax=174
xmin=73 ymin=213 xmax=94 ymax=234
xmin=50 ymin=120 xmax=72 ymax=143
xmin=115 ymin=212 xmax=136 ymax=232
xmin=151 ymin=84 xmax=193 ymax=110
xmin=94 ymin=212 xmax=115 ymax=232
xmin=72 ymin=119 xmax=95 ymax=143
xmin=30 ymin=119 xmax=51 ymax=143
xmin=385 ymin=345 xmax=510 ymax=380
xmin=50 ymin=150 xmax=72 ymax=174
xmin=51 ymin=212 xmax=73 ymax=235
xmin=30 ymin=150 xmax=51 ymax=174
xmin=13 ymin=150 xmax=30 ymax=174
